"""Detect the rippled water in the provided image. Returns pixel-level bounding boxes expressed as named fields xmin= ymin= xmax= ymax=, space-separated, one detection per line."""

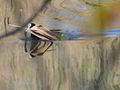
xmin=33 ymin=0 xmax=120 ymax=42
xmin=0 ymin=0 xmax=120 ymax=90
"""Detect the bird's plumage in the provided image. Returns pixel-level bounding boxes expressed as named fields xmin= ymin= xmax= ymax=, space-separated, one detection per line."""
xmin=25 ymin=23 xmax=61 ymax=58
xmin=26 ymin=23 xmax=59 ymax=40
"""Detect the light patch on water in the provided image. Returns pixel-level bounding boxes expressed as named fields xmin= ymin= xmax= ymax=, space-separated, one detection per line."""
xmin=72 ymin=3 xmax=87 ymax=11
xmin=56 ymin=9 xmax=83 ymax=21
xmin=105 ymin=29 xmax=120 ymax=37
xmin=41 ymin=18 xmax=81 ymax=32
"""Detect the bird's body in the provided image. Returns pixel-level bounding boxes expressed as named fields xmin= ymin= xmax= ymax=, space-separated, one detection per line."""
xmin=25 ymin=23 xmax=61 ymax=58
xmin=26 ymin=23 xmax=59 ymax=40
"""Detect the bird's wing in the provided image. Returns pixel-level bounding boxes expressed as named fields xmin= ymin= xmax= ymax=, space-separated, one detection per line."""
xmin=27 ymin=26 xmax=59 ymax=40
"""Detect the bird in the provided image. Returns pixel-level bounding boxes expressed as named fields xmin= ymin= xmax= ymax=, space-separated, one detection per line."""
xmin=25 ymin=23 xmax=62 ymax=58
xmin=26 ymin=23 xmax=60 ymax=40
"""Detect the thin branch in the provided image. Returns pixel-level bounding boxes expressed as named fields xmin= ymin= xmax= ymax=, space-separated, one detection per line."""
xmin=0 ymin=0 xmax=50 ymax=40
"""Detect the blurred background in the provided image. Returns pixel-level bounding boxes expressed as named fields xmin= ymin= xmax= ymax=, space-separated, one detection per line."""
xmin=0 ymin=0 xmax=120 ymax=90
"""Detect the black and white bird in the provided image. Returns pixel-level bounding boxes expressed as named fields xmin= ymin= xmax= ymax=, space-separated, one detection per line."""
xmin=25 ymin=23 xmax=61 ymax=58
xmin=26 ymin=23 xmax=60 ymax=40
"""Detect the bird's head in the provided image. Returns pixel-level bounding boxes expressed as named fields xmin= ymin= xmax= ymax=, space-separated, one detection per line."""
xmin=27 ymin=23 xmax=35 ymax=29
